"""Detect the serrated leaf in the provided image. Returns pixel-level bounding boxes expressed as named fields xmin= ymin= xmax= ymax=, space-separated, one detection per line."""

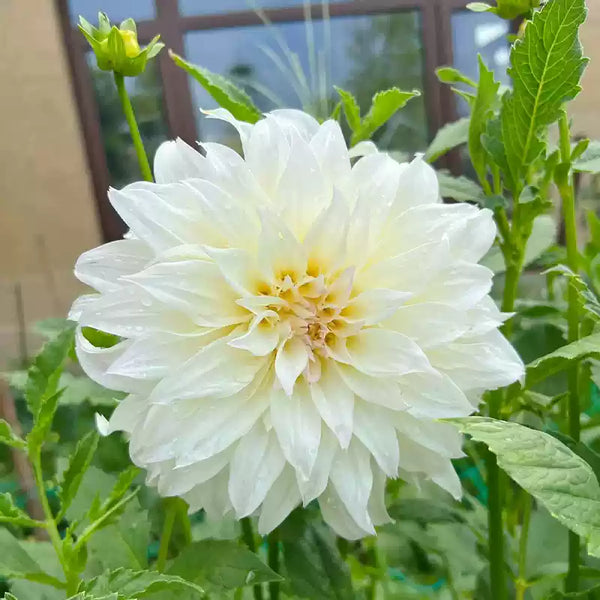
xmin=170 ymin=50 xmax=261 ymax=124
xmin=574 ymin=140 xmax=600 ymax=173
xmin=545 ymin=265 xmax=600 ymax=322
xmin=549 ymin=581 xmax=600 ymax=598
xmin=25 ymin=321 xmax=76 ymax=416
xmin=83 ymin=568 xmax=204 ymax=599
xmin=0 ymin=528 xmax=42 ymax=577
xmin=425 ymin=118 xmax=470 ymax=163
xmin=450 ymin=417 xmax=600 ymax=558
xmin=469 ymin=56 xmax=500 ymax=183
xmin=387 ymin=499 xmax=466 ymax=526
xmin=167 ymin=540 xmax=282 ymax=589
xmin=57 ymin=431 xmax=100 ymax=520
xmin=0 ymin=419 xmax=26 ymax=450
xmin=483 ymin=0 xmax=587 ymax=192
xmin=335 ymin=87 xmax=361 ymax=132
xmin=352 ymin=88 xmax=419 ymax=145
xmin=27 ymin=389 xmax=63 ymax=455
xmin=283 ymin=520 xmax=354 ymax=600
xmin=437 ymin=171 xmax=485 ymax=203
xmin=89 ymin=466 xmax=140 ymax=523
xmin=435 ymin=66 xmax=477 ymax=88
xmin=0 ymin=493 xmax=42 ymax=528
xmin=526 ymin=332 xmax=600 ymax=387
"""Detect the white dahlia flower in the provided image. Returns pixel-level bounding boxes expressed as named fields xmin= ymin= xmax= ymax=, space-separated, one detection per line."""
xmin=70 ymin=109 xmax=524 ymax=539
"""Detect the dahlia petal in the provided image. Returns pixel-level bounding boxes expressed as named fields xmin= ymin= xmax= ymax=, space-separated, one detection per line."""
xmin=74 ymin=239 xmax=152 ymax=293
xmin=347 ymin=329 xmax=433 ymax=379
xmin=394 ymin=412 xmax=464 ymax=458
xmin=392 ymin=154 xmax=439 ymax=212
xmin=126 ymin=259 xmax=247 ymax=327
xmin=344 ymin=288 xmax=412 ymax=325
xmin=229 ymin=314 xmax=280 ymax=356
xmin=310 ymin=120 xmax=351 ymax=186
xmin=154 ymin=138 xmax=207 ymax=184
xmin=297 ymin=429 xmax=338 ymax=505
xmin=228 ymin=426 xmax=286 ymax=517
xmin=182 ymin=468 xmax=232 ymax=518
xmin=203 ymin=107 xmax=253 ymax=147
xmin=100 ymin=394 xmax=146 ymax=435
xmin=330 ymin=439 xmax=375 ymax=534
xmin=310 ymin=362 xmax=354 ymax=449
xmin=267 ymin=109 xmax=320 ymax=141
xmin=257 ymin=466 xmax=302 ymax=535
xmin=368 ymin=467 xmax=393 ymax=526
xmin=68 ymin=294 xmax=99 ymax=321
xmin=202 ymin=246 xmax=260 ymax=296
xmin=319 ymin=484 xmax=372 ymax=540
xmin=275 ymin=336 xmax=310 ymax=396
xmin=270 ymin=381 xmax=321 ymax=480
xmin=348 ymin=140 xmax=378 ymax=158
xmin=353 ymin=402 xmax=399 ymax=477
xmin=149 ymin=337 xmax=267 ymax=403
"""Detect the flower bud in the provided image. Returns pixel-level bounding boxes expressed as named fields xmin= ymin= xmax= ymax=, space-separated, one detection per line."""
xmin=78 ymin=12 xmax=164 ymax=77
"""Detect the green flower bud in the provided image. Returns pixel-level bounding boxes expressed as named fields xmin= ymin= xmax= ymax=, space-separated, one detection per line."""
xmin=78 ymin=12 xmax=164 ymax=77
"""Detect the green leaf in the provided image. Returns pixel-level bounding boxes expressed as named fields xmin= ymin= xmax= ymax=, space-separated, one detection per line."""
xmin=546 ymin=431 xmax=600 ymax=485
xmin=450 ymin=417 xmax=600 ymax=558
xmin=526 ymin=332 xmax=600 ymax=387
xmin=469 ymin=56 xmax=500 ymax=183
xmin=90 ymin=466 xmax=141 ymax=522
xmin=0 ymin=493 xmax=42 ymax=528
xmin=170 ymin=50 xmax=261 ymax=124
xmin=549 ymin=581 xmax=600 ymax=598
xmin=494 ymin=0 xmax=540 ymax=19
xmin=387 ymin=499 xmax=466 ymax=526
xmin=351 ymin=88 xmax=420 ymax=145
xmin=25 ymin=321 xmax=76 ymax=416
xmin=425 ymin=118 xmax=470 ymax=163
xmin=573 ymin=140 xmax=600 ymax=173
xmin=484 ymin=0 xmax=587 ymax=192
xmin=335 ymin=87 xmax=361 ymax=132
xmin=83 ymin=568 xmax=204 ymax=599
xmin=57 ymin=431 xmax=100 ymax=520
xmin=435 ymin=66 xmax=477 ymax=88
xmin=0 ymin=528 xmax=43 ymax=578
xmin=27 ymin=389 xmax=63 ymax=455
xmin=437 ymin=171 xmax=485 ymax=203
xmin=283 ymin=520 xmax=354 ymax=600
xmin=167 ymin=540 xmax=282 ymax=589
xmin=466 ymin=2 xmax=494 ymax=12
xmin=545 ymin=265 xmax=600 ymax=323
xmin=0 ymin=419 xmax=26 ymax=450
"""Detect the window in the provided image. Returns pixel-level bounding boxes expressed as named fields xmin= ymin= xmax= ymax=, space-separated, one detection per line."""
xmin=58 ymin=0 xmax=480 ymax=240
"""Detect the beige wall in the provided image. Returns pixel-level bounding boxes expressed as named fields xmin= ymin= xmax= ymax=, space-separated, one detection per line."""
xmin=0 ymin=0 xmax=101 ymax=368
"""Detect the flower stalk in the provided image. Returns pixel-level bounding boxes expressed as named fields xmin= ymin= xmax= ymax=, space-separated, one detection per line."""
xmin=557 ymin=109 xmax=581 ymax=593
xmin=241 ymin=518 xmax=264 ymax=600
xmin=113 ymin=72 xmax=153 ymax=182
xmin=268 ymin=529 xmax=281 ymax=600
xmin=157 ymin=498 xmax=177 ymax=572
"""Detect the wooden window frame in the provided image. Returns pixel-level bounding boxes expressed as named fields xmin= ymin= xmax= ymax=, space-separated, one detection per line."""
xmin=56 ymin=0 xmax=468 ymax=241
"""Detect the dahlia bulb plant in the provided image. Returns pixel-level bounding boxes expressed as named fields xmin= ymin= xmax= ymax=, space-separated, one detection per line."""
xmin=4 ymin=1 xmax=600 ymax=599
xmin=70 ymin=109 xmax=524 ymax=537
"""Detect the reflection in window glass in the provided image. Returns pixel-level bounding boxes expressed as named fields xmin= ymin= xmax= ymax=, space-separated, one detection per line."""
xmin=86 ymin=53 xmax=168 ymax=189
xmin=68 ymin=0 xmax=155 ymax=25
xmin=180 ymin=0 xmax=350 ymax=17
xmin=451 ymin=10 xmax=510 ymax=117
xmin=185 ymin=12 xmax=428 ymax=156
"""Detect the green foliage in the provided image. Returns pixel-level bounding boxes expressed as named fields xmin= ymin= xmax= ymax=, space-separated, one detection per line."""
xmin=451 ymin=417 xmax=600 ymax=558
xmin=336 ymin=87 xmax=420 ymax=146
xmin=435 ymin=67 xmax=476 ymax=88
xmin=0 ymin=419 xmax=26 ymax=450
xmin=0 ymin=528 xmax=44 ymax=579
xmin=0 ymin=493 xmax=42 ymax=528
xmin=170 ymin=51 xmax=261 ymax=124
xmin=425 ymin=118 xmax=470 ymax=163
xmin=81 ymin=568 xmax=204 ymax=598
xmin=387 ymin=499 xmax=466 ymax=526
xmin=167 ymin=540 xmax=282 ymax=590
xmin=573 ymin=140 xmax=600 ymax=173
xmin=467 ymin=0 xmax=540 ymax=19
xmin=525 ymin=332 xmax=600 ymax=387
xmin=437 ymin=171 xmax=486 ymax=203
xmin=27 ymin=389 xmax=63 ymax=456
xmin=25 ymin=322 xmax=76 ymax=416
xmin=483 ymin=0 xmax=587 ymax=193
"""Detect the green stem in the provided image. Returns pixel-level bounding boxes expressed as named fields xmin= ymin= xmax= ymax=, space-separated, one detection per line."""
xmin=559 ymin=110 xmax=581 ymax=593
xmin=113 ymin=72 xmax=153 ymax=182
xmin=157 ymin=499 xmax=177 ymax=572
xmin=515 ymin=494 xmax=532 ymax=600
xmin=241 ymin=518 xmax=264 ymax=600
xmin=268 ymin=529 xmax=281 ymax=600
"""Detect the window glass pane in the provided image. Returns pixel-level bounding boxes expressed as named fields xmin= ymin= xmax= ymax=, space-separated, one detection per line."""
xmin=86 ymin=53 xmax=169 ymax=189
xmin=184 ymin=12 xmax=428 ymax=155
xmin=180 ymin=0 xmax=351 ymax=17
xmin=68 ymin=0 xmax=155 ymax=25
xmin=451 ymin=10 xmax=510 ymax=117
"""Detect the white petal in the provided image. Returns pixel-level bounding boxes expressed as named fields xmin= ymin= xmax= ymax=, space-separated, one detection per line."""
xmin=258 ymin=466 xmax=301 ymax=534
xmin=392 ymin=154 xmax=439 ymax=213
xmin=203 ymin=107 xmax=253 ymax=147
xmin=348 ymin=140 xmax=378 ymax=158
xmin=394 ymin=412 xmax=464 ymax=459
xmin=330 ymin=439 xmax=375 ymax=534
xmin=126 ymin=259 xmax=247 ymax=327
xmin=101 ymin=394 xmax=146 ymax=435
xmin=229 ymin=314 xmax=280 ymax=356
xmin=275 ymin=336 xmax=310 ymax=396
xmin=229 ymin=426 xmax=285 ymax=517
xmin=347 ymin=329 xmax=433 ymax=379
xmin=310 ymin=361 xmax=354 ymax=449
xmin=182 ymin=468 xmax=232 ymax=519
xmin=153 ymin=138 xmax=207 ymax=183
xmin=296 ymin=428 xmax=338 ymax=505
xmin=310 ymin=120 xmax=351 ymax=186
xmin=353 ymin=402 xmax=399 ymax=477
xmin=74 ymin=239 xmax=152 ymax=293
xmin=270 ymin=381 xmax=321 ymax=480
xmin=149 ymin=336 xmax=267 ymax=403
xmin=368 ymin=467 xmax=393 ymax=526
xmin=344 ymin=289 xmax=412 ymax=325
xmin=267 ymin=109 xmax=320 ymax=141
xmin=319 ymin=484 xmax=373 ymax=540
